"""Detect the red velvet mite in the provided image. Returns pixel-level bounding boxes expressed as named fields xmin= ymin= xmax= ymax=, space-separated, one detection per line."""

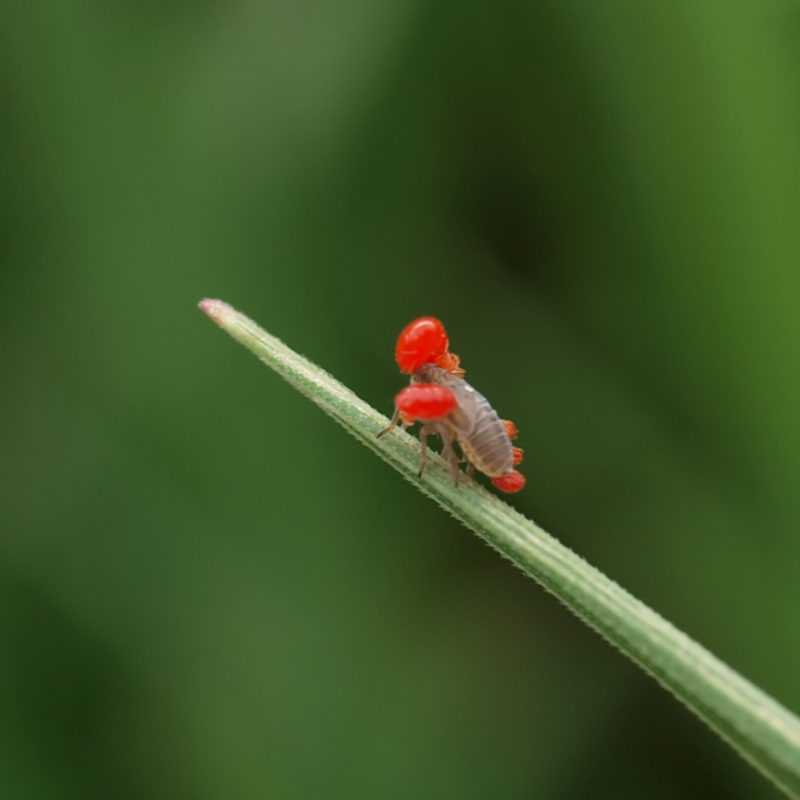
xmin=395 ymin=384 xmax=458 ymax=421
xmin=394 ymin=317 xmax=449 ymax=374
xmin=378 ymin=317 xmax=526 ymax=494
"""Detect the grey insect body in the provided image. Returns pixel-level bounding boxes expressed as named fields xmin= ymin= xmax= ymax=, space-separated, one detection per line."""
xmin=406 ymin=364 xmax=514 ymax=481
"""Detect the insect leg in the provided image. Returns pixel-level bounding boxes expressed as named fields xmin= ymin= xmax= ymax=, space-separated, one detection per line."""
xmin=438 ymin=425 xmax=461 ymax=487
xmin=377 ymin=406 xmax=401 ymax=438
xmin=417 ymin=424 xmax=434 ymax=477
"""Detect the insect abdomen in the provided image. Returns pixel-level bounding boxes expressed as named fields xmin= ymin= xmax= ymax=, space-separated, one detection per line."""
xmin=412 ymin=363 xmax=515 ymax=479
xmin=458 ymin=400 xmax=513 ymax=478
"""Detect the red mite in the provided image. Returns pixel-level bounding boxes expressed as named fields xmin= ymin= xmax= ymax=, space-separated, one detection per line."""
xmin=378 ymin=317 xmax=526 ymax=493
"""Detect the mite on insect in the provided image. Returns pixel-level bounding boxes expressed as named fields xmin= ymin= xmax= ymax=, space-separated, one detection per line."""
xmin=378 ymin=317 xmax=526 ymax=494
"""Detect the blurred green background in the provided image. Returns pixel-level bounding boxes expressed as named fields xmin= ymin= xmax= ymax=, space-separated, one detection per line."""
xmin=2 ymin=0 xmax=800 ymax=797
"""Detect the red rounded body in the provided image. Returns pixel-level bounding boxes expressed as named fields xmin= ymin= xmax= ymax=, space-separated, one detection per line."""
xmin=491 ymin=470 xmax=526 ymax=493
xmin=395 ymin=317 xmax=449 ymax=374
xmin=396 ymin=384 xmax=457 ymax=421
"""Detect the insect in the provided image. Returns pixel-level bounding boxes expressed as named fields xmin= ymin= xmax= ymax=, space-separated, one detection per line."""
xmin=377 ymin=317 xmax=526 ymax=493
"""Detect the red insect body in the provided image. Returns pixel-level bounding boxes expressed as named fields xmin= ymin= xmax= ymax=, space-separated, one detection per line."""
xmin=396 ymin=384 xmax=458 ymax=421
xmin=502 ymin=420 xmax=519 ymax=440
xmin=491 ymin=470 xmax=527 ymax=494
xmin=395 ymin=317 xmax=449 ymax=374
xmin=433 ymin=350 xmax=465 ymax=377
xmin=380 ymin=317 xmax=526 ymax=494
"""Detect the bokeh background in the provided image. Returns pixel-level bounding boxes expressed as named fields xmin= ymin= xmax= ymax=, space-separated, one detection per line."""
xmin=2 ymin=0 xmax=800 ymax=797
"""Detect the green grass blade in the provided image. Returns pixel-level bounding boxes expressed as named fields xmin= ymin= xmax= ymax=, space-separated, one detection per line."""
xmin=199 ymin=298 xmax=800 ymax=798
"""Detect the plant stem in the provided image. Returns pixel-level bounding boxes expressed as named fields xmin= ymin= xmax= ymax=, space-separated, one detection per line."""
xmin=200 ymin=298 xmax=800 ymax=798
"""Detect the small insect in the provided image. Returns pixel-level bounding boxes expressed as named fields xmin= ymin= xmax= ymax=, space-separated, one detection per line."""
xmin=378 ymin=317 xmax=526 ymax=493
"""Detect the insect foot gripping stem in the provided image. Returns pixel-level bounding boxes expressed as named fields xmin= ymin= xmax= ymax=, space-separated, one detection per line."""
xmin=395 ymin=384 xmax=457 ymax=422
xmin=491 ymin=470 xmax=527 ymax=493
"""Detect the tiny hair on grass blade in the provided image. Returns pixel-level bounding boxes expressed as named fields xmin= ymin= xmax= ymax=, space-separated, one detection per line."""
xmin=199 ymin=298 xmax=800 ymax=799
